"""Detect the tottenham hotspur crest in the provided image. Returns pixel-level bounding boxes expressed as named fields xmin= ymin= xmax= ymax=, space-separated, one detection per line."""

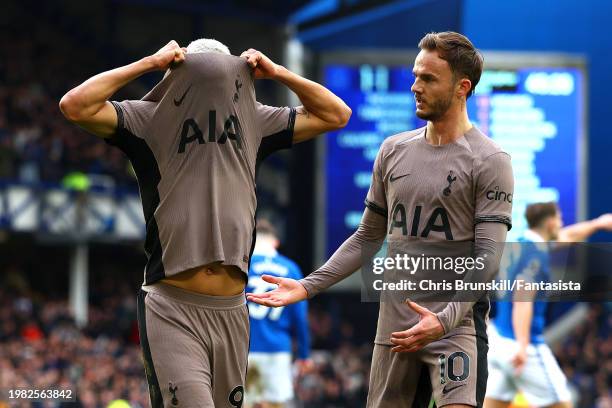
xmin=169 ymin=382 xmax=179 ymax=406
xmin=443 ymin=171 xmax=457 ymax=196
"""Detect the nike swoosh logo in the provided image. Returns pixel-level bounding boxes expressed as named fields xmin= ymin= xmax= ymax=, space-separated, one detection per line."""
xmin=442 ymin=383 xmax=465 ymax=395
xmin=389 ymin=174 xmax=409 ymax=182
xmin=173 ymin=85 xmax=192 ymax=106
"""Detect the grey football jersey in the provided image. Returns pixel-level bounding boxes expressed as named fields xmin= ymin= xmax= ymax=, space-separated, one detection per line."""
xmin=107 ymin=52 xmax=296 ymax=285
xmin=365 ymin=126 xmax=513 ymax=344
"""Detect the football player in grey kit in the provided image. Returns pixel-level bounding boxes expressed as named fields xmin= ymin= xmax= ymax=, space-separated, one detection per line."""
xmin=248 ymin=32 xmax=514 ymax=407
xmin=60 ymin=39 xmax=351 ymax=407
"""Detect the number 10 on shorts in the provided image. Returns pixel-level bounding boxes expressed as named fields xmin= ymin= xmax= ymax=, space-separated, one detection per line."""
xmin=439 ymin=352 xmax=470 ymax=384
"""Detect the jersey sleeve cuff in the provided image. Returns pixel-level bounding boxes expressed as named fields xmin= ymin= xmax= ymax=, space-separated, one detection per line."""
xmin=105 ymin=101 xmax=125 ymax=147
xmin=474 ymin=215 xmax=512 ymax=230
xmin=435 ymin=311 xmax=451 ymax=335
xmin=110 ymin=101 xmax=125 ymax=130
xmin=298 ymin=278 xmax=319 ymax=299
xmin=364 ymin=199 xmax=387 ymax=218
xmin=287 ymin=107 xmax=297 ymax=137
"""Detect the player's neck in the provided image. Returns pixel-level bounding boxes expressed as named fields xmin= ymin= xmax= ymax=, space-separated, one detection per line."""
xmin=425 ymin=106 xmax=472 ymax=146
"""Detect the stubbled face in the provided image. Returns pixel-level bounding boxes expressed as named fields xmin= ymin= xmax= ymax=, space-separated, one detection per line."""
xmin=411 ymin=49 xmax=457 ymax=121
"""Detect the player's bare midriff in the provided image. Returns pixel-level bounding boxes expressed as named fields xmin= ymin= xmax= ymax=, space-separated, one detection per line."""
xmin=161 ymin=262 xmax=246 ymax=296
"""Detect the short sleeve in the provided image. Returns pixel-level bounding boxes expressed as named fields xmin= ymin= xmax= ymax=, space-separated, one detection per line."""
xmin=474 ymin=152 xmax=514 ymax=229
xmin=364 ymin=145 xmax=387 ymax=218
xmin=110 ymin=100 xmax=156 ymax=139
xmin=256 ymin=102 xmax=296 ymax=139
xmin=255 ymin=103 xmax=296 ymax=166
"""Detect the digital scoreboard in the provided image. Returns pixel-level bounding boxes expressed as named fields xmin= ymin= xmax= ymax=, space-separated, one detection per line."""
xmin=320 ymin=54 xmax=585 ymax=259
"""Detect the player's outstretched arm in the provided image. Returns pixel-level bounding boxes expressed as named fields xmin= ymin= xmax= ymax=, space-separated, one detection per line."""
xmin=59 ymin=41 xmax=186 ymax=138
xmin=248 ymin=207 xmax=386 ymax=307
xmin=299 ymin=207 xmax=386 ymax=297
xmin=246 ymin=275 xmax=307 ymax=307
xmin=240 ymin=48 xmax=351 ymax=142
xmin=557 ymin=213 xmax=612 ymax=242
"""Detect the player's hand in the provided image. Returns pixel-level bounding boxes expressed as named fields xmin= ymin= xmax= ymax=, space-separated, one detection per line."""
xmin=512 ymin=345 xmax=528 ymax=374
xmin=246 ymin=275 xmax=307 ymax=307
xmin=240 ymin=49 xmax=280 ymax=79
xmin=296 ymin=358 xmax=315 ymax=375
xmin=595 ymin=213 xmax=612 ymax=231
xmin=149 ymin=40 xmax=187 ymax=71
xmin=390 ymin=301 xmax=445 ymax=353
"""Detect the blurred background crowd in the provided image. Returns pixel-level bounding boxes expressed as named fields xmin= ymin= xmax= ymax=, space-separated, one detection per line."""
xmin=0 ymin=6 xmax=130 ymax=185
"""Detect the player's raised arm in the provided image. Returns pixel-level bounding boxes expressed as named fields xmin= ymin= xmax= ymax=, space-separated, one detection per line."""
xmin=557 ymin=213 xmax=612 ymax=242
xmin=59 ymin=41 xmax=186 ymax=138
xmin=241 ymin=48 xmax=351 ymax=143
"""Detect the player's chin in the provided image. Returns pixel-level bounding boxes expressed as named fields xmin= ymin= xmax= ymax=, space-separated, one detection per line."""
xmin=415 ymin=109 xmax=430 ymax=120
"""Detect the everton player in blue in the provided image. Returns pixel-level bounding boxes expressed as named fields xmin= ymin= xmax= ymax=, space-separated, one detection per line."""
xmin=485 ymin=202 xmax=612 ymax=408
xmin=247 ymin=220 xmax=311 ymax=408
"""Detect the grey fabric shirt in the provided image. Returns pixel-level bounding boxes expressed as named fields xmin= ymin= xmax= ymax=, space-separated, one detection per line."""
xmin=107 ymin=52 xmax=296 ymax=285
xmin=301 ymin=126 xmax=514 ymax=344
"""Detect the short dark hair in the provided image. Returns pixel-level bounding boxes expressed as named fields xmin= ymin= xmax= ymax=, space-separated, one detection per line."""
xmin=525 ymin=202 xmax=559 ymax=229
xmin=418 ymin=31 xmax=484 ymax=98
xmin=256 ymin=219 xmax=277 ymax=238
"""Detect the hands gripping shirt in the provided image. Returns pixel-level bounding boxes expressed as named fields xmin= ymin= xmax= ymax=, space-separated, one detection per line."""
xmin=107 ymin=53 xmax=296 ymax=284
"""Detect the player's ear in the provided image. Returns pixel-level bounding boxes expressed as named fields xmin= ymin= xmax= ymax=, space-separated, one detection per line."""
xmin=457 ymin=78 xmax=472 ymax=98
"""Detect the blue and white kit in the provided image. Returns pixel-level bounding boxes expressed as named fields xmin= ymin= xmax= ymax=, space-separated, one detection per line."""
xmin=247 ymin=247 xmax=310 ymax=403
xmin=487 ymin=230 xmax=571 ymax=405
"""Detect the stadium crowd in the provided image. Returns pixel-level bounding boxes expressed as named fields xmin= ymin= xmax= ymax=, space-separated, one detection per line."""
xmin=0 ymin=277 xmax=149 ymax=408
xmin=554 ymin=303 xmax=612 ymax=408
xmin=0 ymin=15 xmax=132 ymax=186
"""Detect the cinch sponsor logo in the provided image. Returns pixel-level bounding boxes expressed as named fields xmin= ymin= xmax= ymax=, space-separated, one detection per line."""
xmin=486 ymin=186 xmax=512 ymax=203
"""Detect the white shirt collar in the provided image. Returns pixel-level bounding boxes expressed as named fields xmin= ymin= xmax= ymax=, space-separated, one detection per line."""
xmin=252 ymin=242 xmax=278 ymax=257
xmin=524 ymin=229 xmax=546 ymax=243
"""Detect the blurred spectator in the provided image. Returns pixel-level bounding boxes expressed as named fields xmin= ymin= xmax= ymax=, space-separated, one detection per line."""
xmin=555 ymin=303 xmax=612 ymax=408
xmin=0 ymin=283 xmax=149 ymax=408
xmin=0 ymin=7 xmax=136 ymax=187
